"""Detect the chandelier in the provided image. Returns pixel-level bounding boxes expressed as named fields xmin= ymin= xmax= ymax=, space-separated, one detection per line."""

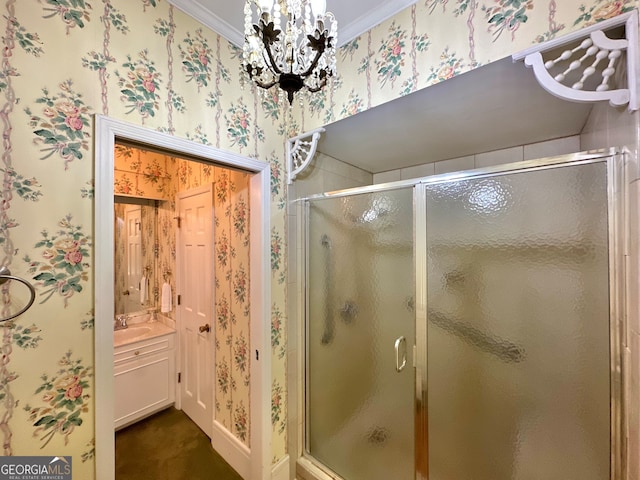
xmin=243 ymin=0 xmax=337 ymax=104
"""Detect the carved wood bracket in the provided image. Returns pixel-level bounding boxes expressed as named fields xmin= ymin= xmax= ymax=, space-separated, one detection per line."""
xmin=513 ymin=11 xmax=638 ymax=112
xmin=287 ymin=127 xmax=325 ymax=184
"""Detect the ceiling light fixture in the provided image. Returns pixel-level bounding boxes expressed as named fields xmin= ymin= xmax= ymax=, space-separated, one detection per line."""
xmin=243 ymin=0 xmax=337 ymax=105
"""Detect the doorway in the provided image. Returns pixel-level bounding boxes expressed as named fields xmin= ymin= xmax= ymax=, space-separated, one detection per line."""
xmin=95 ymin=115 xmax=272 ymax=480
xmin=299 ymin=150 xmax=625 ymax=480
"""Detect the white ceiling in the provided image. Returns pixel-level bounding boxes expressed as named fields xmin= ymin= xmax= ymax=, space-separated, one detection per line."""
xmin=166 ymin=0 xmax=594 ymax=175
xmin=167 ymin=0 xmax=418 ymax=47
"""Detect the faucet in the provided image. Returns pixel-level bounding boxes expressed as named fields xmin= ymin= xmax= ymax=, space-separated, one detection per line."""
xmin=147 ymin=308 xmax=158 ymax=323
xmin=114 ymin=314 xmax=128 ymax=330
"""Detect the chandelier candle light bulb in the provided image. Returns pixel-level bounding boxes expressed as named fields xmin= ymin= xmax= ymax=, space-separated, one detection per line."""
xmin=310 ymin=0 xmax=326 ymax=19
xmin=259 ymin=0 xmax=273 ymax=12
xmin=243 ymin=0 xmax=337 ymax=104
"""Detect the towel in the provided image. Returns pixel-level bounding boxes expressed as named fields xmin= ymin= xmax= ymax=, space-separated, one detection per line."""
xmin=161 ymin=282 xmax=172 ymax=313
xmin=139 ymin=276 xmax=148 ymax=305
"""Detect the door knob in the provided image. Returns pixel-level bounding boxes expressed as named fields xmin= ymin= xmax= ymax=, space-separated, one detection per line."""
xmin=123 ymin=290 xmax=130 ymax=296
xmin=199 ymin=323 xmax=210 ymax=333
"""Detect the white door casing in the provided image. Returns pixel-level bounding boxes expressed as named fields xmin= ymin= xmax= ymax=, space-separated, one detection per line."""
xmin=177 ymin=185 xmax=214 ymax=437
xmin=95 ymin=115 xmax=272 ymax=480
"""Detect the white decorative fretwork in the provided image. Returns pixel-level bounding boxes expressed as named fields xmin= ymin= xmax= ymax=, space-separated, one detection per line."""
xmin=512 ymin=11 xmax=638 ymax=111
xmin=287 ymin=127 xmax=325 ymax=184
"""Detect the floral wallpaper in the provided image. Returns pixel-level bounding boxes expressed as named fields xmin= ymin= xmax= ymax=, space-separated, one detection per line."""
xmin=1 ymin=1 xmax=283 ymax=477
xmin=114 ymin=145 xmax=172 ymax=199
xmin=24 ymin=351 xmax=92 ymax=449
xmin=293 ymin=0 xmax=638 ymax=130
xmin=0 ymin=0 xmax=636 ymax=478
xmin=213 ymin=168 xmax=251 ymax=444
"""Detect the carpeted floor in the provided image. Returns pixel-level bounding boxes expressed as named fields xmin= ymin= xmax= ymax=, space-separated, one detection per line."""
xmin=116 ymin=407 xmax=243 ymax=480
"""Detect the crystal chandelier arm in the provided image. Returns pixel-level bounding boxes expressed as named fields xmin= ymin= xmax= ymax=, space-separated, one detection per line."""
xmin=305 ymin=76 xmax=327 ymax=93
xmin=287 ymin=127 xmax=325 ymax=184
xmin=254 ymin=78 xmax=278 ymax=89
xmin=298 ymin=32 xmax=327 ymax=78
xmin=261 ymin=40 xmax=285 ymax=76
xmin=300 ymin=47 xmax=324 ymax=78
xmin=512 ymin=11 xmax=638 ymax=111
xmin=257 ymin=20 xmax=285 ymax=75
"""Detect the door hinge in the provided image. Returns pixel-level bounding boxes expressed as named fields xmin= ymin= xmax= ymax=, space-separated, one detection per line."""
xmin=177 ymin=372 xmax=181 ymax=383
xmin=173 ymin=216 xmax=181 ymax=228
xmin=177 ymin=294 xmax=181 ymax=305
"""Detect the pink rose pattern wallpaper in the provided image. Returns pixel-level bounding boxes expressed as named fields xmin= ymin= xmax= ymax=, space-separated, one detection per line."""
xmin=213 ymin=167 xmax=251 ymax=443
xmin=25 ymin=351 xmax=92 ymax=449
xmin=0 ymin=0 xmax=634 ymax=477
xmin=25 ymin=215 xmax=91 ymax=307
xmin=296 ymin=0 xmax=637 ymax=130
xmin=25 ymin=80 xmax=92 ymax=169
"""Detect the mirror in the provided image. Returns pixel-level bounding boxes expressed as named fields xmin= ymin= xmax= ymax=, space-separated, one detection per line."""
xmin=112 ymin=141 xmax=176 ymax=322
xmin=114 ymin=197 xmax=158 ymax=317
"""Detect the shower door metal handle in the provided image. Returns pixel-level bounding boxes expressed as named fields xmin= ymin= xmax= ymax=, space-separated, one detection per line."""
xmin=395 ymin=336 xmax=407 ymax=372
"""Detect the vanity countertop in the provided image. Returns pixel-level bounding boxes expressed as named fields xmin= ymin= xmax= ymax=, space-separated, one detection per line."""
xmin=114 ymin=321 xmax=175 ymax=348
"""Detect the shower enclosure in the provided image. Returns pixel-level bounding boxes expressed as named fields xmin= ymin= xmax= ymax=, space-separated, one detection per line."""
xmin=300 ymin=149 xmax=625 ymax=480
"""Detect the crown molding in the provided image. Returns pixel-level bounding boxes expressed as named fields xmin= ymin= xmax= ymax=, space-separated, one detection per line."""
xmin=168 ymin=0 xmax=419 ymax=48
xmin=167 ymin=0 xmax=244 ymax=46
xmin=337 ymin=0 xmax=417 ymax=46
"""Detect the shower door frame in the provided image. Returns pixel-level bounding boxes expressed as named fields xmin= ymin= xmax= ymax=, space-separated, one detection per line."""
xmin=296 ymin=147 xmax=627 ymax=480
xmin=300 ymin=184 xmax=418 ymax=480
xmin=416 ymin=148 xmax=626 ymax=480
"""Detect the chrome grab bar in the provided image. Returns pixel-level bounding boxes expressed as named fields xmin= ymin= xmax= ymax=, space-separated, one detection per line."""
xmin=0 ymin=266 xmax=36 ymax=323
xmin=395 ymin=335 xmax=407 ymax=372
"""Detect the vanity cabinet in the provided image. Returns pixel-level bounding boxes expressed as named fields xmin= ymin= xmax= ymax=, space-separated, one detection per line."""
xmin=114 ymin=333 xmax=176 ymax=429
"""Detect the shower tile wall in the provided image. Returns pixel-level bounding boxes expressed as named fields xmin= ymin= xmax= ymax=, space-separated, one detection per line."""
xmin=475 ymin=146 xmax=524 ymax=168
xmin=289 ymin=152 xmax=373 ymax=199
xmin=581 ymin=102 xmax=640 ymax=480
xmin=523 ymin=137 xmax=581 ymax=161
xmin=434 ymin=156 xmax=474 ymax=175
xmin=372 ymin=136 xmax=581 ymax=184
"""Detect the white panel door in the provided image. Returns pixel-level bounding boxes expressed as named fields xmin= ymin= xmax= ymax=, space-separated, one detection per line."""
xmin=124 ymin=205 xmax=142 ymax=314
xmin=177 ymin=185 xmax=214 ymax=437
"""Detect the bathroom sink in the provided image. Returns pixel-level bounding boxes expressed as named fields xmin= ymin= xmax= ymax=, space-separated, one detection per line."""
xmin=114 ymin=325 xmax=153 ymax=344
xmin=113 ymin=321 xmax=175 ymax=347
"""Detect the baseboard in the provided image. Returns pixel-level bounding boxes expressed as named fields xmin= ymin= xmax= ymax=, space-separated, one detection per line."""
xmin=272 ymin=454 xmax=290 ymax=480
xmin=211 ymin=420 xmax=251 ymax=479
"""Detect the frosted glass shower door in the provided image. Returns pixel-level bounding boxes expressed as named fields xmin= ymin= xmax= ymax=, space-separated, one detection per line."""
xmin=425 ymin=161 xmax=611 ymax=479
xmin=305 ymin=187 xmax=415 ymax=480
